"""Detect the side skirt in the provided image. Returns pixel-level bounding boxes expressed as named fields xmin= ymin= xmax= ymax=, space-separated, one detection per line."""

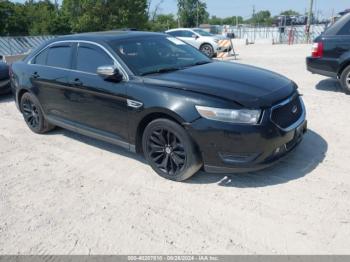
xmin=46 ymin=116 xmax=136 ymax=153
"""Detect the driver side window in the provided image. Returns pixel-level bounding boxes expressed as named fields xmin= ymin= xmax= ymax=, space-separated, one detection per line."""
xmin=76 ymin=44 xmax=114 ymax=74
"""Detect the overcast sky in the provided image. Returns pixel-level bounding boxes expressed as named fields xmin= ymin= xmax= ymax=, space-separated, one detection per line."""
xmin=12 ymin=0 xmax=350 ymax=19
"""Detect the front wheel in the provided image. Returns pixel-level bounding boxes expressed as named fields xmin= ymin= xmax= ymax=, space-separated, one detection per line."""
xmin=142 ymin=119 xmax=202 ymax=181
xmin=340 ymin=65 xmax=350 ymax=95
xmin=200 ymin=44 xmax=215 ymax=58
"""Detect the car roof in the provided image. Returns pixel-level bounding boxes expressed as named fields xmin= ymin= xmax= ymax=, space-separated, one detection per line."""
xmin=166 ymin=28 xmax=193 ymax=32
xmin=52 ymin=30 xmax=166 ymax=42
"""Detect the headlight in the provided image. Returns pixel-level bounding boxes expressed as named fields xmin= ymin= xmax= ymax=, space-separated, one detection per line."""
xmin=195 ymin=106 xmax=261 ymax=124
xmin=214 ymin=39 xmax=219 ymax=43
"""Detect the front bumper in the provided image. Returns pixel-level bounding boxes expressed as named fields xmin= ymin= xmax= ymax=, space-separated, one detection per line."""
xmin=187 ymin=97 xmax=307 ymax=174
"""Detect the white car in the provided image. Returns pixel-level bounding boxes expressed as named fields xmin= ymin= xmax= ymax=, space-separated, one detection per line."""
xmin=165 ymin=28 xmax=230 ymax=58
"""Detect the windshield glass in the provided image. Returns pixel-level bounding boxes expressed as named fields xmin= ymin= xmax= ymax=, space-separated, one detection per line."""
xmin=193 ymin=29 xmax=214 ymax=36
xmin=108 ymin=36 xmax=211 ymax=76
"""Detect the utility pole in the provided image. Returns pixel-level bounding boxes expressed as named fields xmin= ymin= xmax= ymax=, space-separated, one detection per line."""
xmin=197 ymin=0 xmax=199 ymax=27
xmin=306 ymin=0 xmax=314 ymax=43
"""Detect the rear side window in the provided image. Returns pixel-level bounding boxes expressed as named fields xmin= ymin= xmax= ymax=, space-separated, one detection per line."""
xmin=46 ymin=46 xmax=72 ymax=69
xmin=324 ymin=13 xmax=350 ymax=36
xmin=76 ymin=44 xmax=114 ymax=74
xmin=338 ymin=20 xmax=350 ymax=35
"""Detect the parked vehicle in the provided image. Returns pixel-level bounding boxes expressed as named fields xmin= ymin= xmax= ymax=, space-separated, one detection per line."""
xmin=307 ymin=13 xmax=350 ymax=94
xmin=0 ymin=61 xmax=11 ymax=95
xmin=165 ymin=28 xmax=230 ymax=58
xmin=11 ymin=31 xmax=307 ymax=181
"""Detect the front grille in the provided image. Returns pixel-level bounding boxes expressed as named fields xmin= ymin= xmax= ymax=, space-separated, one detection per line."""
xmin=271 ymin=95 xmax=303 ymax=129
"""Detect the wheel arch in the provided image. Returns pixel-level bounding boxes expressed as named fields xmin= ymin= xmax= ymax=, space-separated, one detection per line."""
xmin=338 ymin=60 xmax=350 ymax=78
xmin=17 ymin=88 xmax=30 ymax=112
xmin=200 ymin=42 xmax=214 ymax=50
xmin=135 ymin=109 xmax=188 ymax=154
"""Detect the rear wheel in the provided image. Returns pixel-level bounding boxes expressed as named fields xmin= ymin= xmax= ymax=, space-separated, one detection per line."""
xmin=340 ymin=65 xmax=350 ymax=95
xmin=20 ymin=92 xmax=54 ymax=134
xmin=142 ymin=119 xmax=202 ymax=181
xmin=200 ymin=44 xmax=214 ymax=58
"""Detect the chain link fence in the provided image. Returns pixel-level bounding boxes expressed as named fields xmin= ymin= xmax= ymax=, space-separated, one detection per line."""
xmin=0 ymin=36 xmax=56 ymax=57
xmin=219 ymin=24 xmax=327 ymax=44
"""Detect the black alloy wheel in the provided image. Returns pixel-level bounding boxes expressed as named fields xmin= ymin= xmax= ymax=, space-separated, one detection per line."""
xmin=22 ymin=97 xmax=40 ymax=129
xmin=20 ymin=92 xmax=54 ymax=134
xmin=148 ymin=128 xmax=186 ymax=175
xmin=142 ymin=119 xmax=202 ymax=181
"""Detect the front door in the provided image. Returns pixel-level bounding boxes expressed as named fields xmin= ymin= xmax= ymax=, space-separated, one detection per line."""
xmin=63 ymin=42 xmax=129 ymax=143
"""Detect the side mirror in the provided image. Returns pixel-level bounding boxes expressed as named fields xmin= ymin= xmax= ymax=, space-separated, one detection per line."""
xmin=192 ymin=34 xmax=199 ymax=39
xmin=97 ymin=65 xmax=123 ymax=82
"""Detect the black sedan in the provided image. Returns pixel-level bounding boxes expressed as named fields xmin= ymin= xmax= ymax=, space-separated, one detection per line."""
xmin=0 ymin=61 xmax=11 ymax=95
xmin=10 ymin=31 xmax=307 ymax=181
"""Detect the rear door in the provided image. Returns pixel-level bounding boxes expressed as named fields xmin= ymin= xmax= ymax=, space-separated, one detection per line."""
xmin=30 ymin=43 xmax=74 ymax=118
xmin=63 ymin=42 xmax=129 ymax=143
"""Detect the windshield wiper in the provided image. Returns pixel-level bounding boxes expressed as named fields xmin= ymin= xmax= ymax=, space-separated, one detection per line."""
xmin=141 ymin=67 xmax=182 ymax=76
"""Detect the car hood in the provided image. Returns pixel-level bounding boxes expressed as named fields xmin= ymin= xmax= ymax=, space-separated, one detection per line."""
xmin=143 ymin=61 xmax=296 ymax=108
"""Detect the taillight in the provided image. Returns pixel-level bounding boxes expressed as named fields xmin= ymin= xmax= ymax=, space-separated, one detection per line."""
xmin=311 ymin=42 xmax=324 ymax=58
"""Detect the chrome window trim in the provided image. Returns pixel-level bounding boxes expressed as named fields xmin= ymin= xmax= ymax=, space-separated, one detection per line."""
xmin=270 ymin=94 xmax=306 ymax=132
xmin=28 ymin=40 xmax=129 ymax=81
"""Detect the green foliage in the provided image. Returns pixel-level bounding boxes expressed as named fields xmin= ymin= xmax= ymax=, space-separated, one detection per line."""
xmin=62 ymin=0 xmax=148 ymax=33
xmin=148 ymin=14 xmax=177 ymax=32
xmin=280 ymin=10 xmax=301 ymax=16
xmin=247 ymin=10 xmax=273 ymax=25
xmin=208 ymin=15 xmax=244 ymax=25
xmin=177 ymin=0 xmax=209 ymax=27
xmin=0 ymin=1 xmax=29 ymax=36
xmin=0 ymin=0 xmax=148 ymax=36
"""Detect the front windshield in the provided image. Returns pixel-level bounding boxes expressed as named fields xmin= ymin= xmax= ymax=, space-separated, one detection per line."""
xmin=108 ymin=36 xmax=211 ymax=76
xmin=193 ymin=29 xmax=214 ymax=37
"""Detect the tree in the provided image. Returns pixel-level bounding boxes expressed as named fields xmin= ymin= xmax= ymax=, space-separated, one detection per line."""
xmin=280 ymin=10 xmax=300 ymax=16
xmin=222 ymin=16 xmax=244 ymax=25
xmin=148 ymin=14 xmax=177 ymax=32
xmin=0 ymin=1 xmax=29 ymax=36
xmin=247 ymin=10 xmax=273 ymax=25
xmin=62 ymin=0 xmax=149 ymax=33
xmin=26 ymin=0 xmax=71 ymax=35
xmin=177 ymin=0 xmax=209 ymax=27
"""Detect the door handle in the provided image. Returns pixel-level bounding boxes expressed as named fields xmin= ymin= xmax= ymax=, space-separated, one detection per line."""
xmin=70 ymin=78 xmax=83 ymax=87
xmin=32 ymin=72 xmax=40 ymax=79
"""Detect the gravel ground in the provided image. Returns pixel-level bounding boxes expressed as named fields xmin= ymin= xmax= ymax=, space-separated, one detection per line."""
xmin=0 ymin=44 xmax=349 ymax=255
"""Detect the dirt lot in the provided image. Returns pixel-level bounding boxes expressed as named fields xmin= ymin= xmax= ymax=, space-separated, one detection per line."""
xmin=0 ymin=44 xmax=349 ymax=255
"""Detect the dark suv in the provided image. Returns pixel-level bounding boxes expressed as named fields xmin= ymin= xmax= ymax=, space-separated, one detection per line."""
xmin=307 ymin=13 xmax=350 ymax=94
xmin=11 ymin=31 xmax=307 ymax=181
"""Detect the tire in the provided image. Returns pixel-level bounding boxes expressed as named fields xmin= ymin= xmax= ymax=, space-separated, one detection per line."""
xmin=340 ymin=65 xmax=350 ymax=95
xmin=200 ymin=44 xmax=214 ymax=58
xmin=142 ymin=118 xmax=202 ymax=182
xmin=20 ymin=92 xmax=55 ymax=134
